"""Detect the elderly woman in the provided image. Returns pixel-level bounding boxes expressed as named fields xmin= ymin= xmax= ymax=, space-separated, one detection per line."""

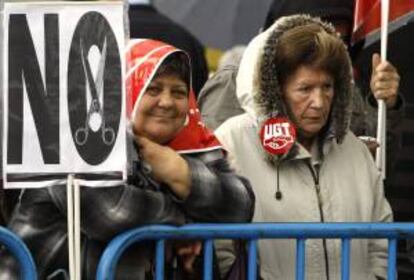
xmin=215 ymin=15 xmax=392 ymax=280
xmin=0 ymin=39 xmax=254 ymax=279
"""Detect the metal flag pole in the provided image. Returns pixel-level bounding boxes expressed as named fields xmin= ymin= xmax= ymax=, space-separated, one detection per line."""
xmin=376 ymin=0 xmax=389 ymax=179
xmin=67 ymin=174 xmax=82 ymax=280
xmin=67 ymin=174 xmax=76 ymax=279
xmin=74 ymin=177 xmax=81 ymax=280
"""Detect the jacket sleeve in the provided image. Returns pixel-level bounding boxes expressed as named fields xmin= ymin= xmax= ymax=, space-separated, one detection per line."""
xmin=50 ymin=183 xmax=186 ymax=241
xmin=369 ymin=173 xmax=393 ymax=279
xmin=180 ymin=149 xmax=255 ymax=223
xmin=0 ymin=188 xmax=68 ymax=279
xmin=350 ymin=86 xmax=404 ymax=172
xmin=365 ymin=93 xmax=404 ymax=175
xmin=0 ymin=186 xmax=6 ymax=226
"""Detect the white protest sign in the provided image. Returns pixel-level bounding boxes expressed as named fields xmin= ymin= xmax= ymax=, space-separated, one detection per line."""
xmin=3 ymin=2 xmax=126 ymax=189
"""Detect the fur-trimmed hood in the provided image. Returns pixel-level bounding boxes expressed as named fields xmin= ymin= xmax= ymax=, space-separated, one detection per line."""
xmin=236 ymin=15 xmax=354 ymax=161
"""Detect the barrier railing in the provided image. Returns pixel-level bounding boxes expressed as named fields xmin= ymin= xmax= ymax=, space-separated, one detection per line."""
xmin=96 ymin=223 xmax=414 ymax=280
xmin=0 ymin=226 xmax=37 ymax=280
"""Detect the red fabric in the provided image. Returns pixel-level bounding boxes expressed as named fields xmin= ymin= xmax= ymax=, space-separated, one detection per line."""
xmin=353 ymin=0 xmax=414 ymax=43
xmin=126 ymin=39 xmax=222 ymax=153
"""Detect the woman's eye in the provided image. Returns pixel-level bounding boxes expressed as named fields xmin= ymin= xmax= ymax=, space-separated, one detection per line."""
xmin=323 ymin=83 xmax=333 ymax=90
xmin=172 ymin=90 xmax=188 ymax=98
xmin=146 ymin=86 xmax=161 ymax=96
xmin=322 ymin=83 xmax=334 ymax=96
xmin=299 ymin=86 xmax=312 ymax=93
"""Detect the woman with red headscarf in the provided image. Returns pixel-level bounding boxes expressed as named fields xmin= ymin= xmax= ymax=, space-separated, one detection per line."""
xmin=0 ymin=39 xmax=254 ymax=280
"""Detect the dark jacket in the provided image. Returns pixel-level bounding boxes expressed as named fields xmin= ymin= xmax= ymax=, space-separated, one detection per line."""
xmin=0 ymin=186 xmax=5 ymax=226
xmin=128 ymin=4 xmax=208 ymax=97
xmin=0 ymin=148 xmax=254 ymax=279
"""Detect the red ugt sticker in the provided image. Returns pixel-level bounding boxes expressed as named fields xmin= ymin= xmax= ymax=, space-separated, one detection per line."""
xmin=259 ymin=117 xmax=296 ymax=155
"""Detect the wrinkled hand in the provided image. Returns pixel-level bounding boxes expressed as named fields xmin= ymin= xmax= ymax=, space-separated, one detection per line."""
xmin=370 ymin=53 xmax=400 ymax=108
xmin=175 ymin=241 xmax=202 ymax=274
xmin=135 ymin=136 xmax=191 ymax=200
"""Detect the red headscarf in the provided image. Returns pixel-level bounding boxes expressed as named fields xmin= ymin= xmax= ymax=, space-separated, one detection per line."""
xmin=125 ymin=39 xmax=222 ymax=154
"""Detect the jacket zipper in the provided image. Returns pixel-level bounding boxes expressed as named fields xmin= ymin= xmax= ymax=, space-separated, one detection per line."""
xmin=307 ymin=163 xmax=330 ymax=280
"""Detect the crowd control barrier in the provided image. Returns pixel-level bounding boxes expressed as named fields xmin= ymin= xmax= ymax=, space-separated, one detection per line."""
xmin=0 ymin=226 xmax=37 ymax=280
xmin=96 ymin=223 xmax=414 ymax=280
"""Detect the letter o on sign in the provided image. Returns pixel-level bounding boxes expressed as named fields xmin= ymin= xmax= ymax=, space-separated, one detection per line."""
xmin=67 ymin=12 xmax=122 ymax=165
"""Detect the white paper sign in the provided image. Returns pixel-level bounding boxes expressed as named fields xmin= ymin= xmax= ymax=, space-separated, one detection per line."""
xmin=3 ymin=2 xmax=126 ymax=189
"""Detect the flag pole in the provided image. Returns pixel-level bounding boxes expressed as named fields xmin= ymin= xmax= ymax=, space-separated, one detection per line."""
xmin=74 ymin=177 xmax=81 ymax=280
xmin=67 ymin=174 xmax=81 ymax=280
xmin=376 ymin=0 xmax=389 ymax=179
xmin=67 ymin=174 xmax=76 ymax=279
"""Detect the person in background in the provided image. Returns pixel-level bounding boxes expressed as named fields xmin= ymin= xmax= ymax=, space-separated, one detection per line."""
xmin=198 ymin=45 xmax=246 ymax=130
xmin=216 ymin=45 xmax=246 ymax=72
xmin=198 ymin=0 xmax=403 ymax=173
xmin=0 ymin=39 xmax=254 ymax=280
xmin=215 ymin=15 xmax=392 ymax=279
xmin=129 ymin=0 xmax=209 ymax=97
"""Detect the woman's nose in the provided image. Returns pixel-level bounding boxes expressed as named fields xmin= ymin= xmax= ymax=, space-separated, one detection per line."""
xmin=157 ymin=90 xmax=174 ymax=108
xmin=310 ymin=89 xmax=324 ymax=108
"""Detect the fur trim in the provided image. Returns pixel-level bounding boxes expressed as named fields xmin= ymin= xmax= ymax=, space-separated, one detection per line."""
xmin=240 ymin=15 xmax=353 ymax=163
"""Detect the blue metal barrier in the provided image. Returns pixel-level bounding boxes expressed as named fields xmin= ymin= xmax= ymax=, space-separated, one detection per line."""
xmin=0 ymin=226 xmax=37 ymax=280
xmin=96 ymin=223 xmax=414 ymax=280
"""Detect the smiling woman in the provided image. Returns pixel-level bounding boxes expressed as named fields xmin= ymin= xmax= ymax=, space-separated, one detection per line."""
xmin=0 ymin=39 xmax=254 ymax=279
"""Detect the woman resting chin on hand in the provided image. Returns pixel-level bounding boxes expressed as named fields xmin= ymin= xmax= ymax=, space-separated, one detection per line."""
xmin=125 ymin=40 xmax=255 ymax=278
xmin=0 ymin=40 xmax=254 ymax=280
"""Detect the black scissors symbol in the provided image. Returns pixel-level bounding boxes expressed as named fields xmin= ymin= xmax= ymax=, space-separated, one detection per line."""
xmin=75 ymin=38 xmax=115 ymax=146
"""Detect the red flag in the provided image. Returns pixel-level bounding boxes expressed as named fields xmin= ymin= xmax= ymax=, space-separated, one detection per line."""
xmin=353 ymin=0 xmax=414 ymax=43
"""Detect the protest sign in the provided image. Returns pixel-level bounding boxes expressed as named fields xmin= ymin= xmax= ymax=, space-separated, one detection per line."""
xmin=3 ymin=2 xmax=126 ymax=188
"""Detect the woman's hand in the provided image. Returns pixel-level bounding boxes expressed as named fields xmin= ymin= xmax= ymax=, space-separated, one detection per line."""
xmin=370 ymin=53 xmax=400 ymax=109
xmin=175 ymin=241 xmax=202 ymax=274
xmin=135 ymin=136 xmax=191 ymax=200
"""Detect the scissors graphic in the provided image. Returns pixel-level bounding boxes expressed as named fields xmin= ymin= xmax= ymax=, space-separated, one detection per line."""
xmin=75 ymin=38 xmax=115 ymax=146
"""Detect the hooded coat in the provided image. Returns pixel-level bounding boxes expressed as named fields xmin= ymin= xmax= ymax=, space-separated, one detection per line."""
xmin=197 ymin=0 xmax=403 ymax=171
xmin=215 ymin=15 xmax=392 ymax=280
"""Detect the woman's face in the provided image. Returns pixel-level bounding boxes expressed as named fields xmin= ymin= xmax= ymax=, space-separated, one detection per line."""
xmin=282 ymin=65 xmax=334 ymax=140
xmin=133 ymin=74 xmax=189 ymax=144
